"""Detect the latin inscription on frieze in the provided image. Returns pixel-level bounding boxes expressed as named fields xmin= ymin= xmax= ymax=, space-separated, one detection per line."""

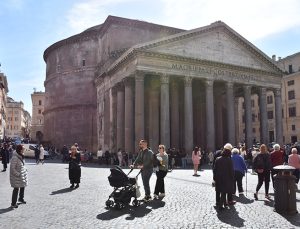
xmin=171 ymin=63 xmax=258 ymax=82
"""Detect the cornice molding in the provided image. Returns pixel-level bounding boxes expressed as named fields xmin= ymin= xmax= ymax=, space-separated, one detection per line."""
xmin=107 ymin=49 xmax=283 ymax=78
xmin=43 ymin=103 xmax=97 ymax=115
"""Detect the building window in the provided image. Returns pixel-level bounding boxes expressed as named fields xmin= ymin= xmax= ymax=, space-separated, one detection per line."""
xmin=242 ymin=115 xmax=245 ymax=123
xmin=289 ymin=65 xmax=293 ymax=74
xmin=39 ymin=100 xmax=42 ymax=105
xmin=56 ymin=65 xmax=61 ymax=73
xmin=267 ymin=95 xmax=273 ymax=104
xmin=251 ymin=100 xmax=254 ymax=107
xmin=287 ymin=80 xmax=295 ymax=86
xmin=288 ymin=90 xmax=295 ymax=100
xmin=267 ymin=111 xmax=274 ymax=119
xmin=253 ymin=128 xmax=256 ymax=133
xmin=82 ymin=59 xmax=86 ymax=67
xmin=242 ymin=102 xmax=245 ymax=109
xmin=289 ymin=107 xmax=297 ymax=117
xmin=38 ymin=109 xmax=42 ymax=114
xmin=39 ymin=119 xmax=42 ymax=124
xmin=252 ymin=114 xmax=256 ymax=122
xmin=292 ymin=125 xmax=296 ymax=131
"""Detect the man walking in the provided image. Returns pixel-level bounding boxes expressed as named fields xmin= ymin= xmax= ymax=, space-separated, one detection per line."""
xmin=130 ymin=140 xmax=154 ymax=202
xmin=1 ymin=143 xmax=10 ymax=172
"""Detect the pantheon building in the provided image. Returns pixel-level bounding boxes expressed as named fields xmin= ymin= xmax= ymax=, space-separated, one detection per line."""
xmin=43 ymin=16 xmax=283 ymax=153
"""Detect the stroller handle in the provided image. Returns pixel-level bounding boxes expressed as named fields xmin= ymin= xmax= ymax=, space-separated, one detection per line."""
xmin=127 ymin=168 xmax=134 ymax=176
xmin=127 ymin=168 xmax=142 ymax=178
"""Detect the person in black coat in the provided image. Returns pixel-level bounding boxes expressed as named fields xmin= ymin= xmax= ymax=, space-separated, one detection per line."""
xmin=69 ymin=145 xmax=81 ymax=189
xmin=34 ymin=146 xmax=40 ymax=164
xmin=213 ymin=143 xmax=235 ymax=210
xmin=1 ymin=143 xmax=10 ymax=172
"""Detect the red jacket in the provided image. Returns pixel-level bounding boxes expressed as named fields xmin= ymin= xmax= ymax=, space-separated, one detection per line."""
xmin=270 ymin=150 xmax=284 ymax=167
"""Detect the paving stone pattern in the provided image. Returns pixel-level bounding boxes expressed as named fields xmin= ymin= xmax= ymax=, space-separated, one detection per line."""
xmin=1 ymin=160 xmax=300 ymax=228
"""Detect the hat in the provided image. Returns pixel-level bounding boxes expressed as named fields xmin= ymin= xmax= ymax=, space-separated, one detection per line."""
xmin=224 ymin=143 xmax=233 ymax=151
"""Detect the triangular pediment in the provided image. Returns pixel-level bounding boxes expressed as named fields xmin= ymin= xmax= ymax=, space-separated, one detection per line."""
xmin=136 ymin=22 xmax=282 ymax=74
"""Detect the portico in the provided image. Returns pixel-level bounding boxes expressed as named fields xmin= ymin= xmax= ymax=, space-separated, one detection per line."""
xmin=95 ymin=21 xmax=283 ymax=154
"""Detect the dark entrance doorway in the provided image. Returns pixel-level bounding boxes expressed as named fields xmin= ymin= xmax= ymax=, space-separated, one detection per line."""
xmin=36 ymin=131 xmax=43 ymax=143
xmin=269 ymin=131 xmax=275 ymax=143
xmin=291 ymin=136 xmax=297 ymax=144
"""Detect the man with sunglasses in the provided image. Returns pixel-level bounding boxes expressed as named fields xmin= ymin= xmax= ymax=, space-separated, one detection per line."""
xmin=130 ymin=140 xmax=154 ymax=202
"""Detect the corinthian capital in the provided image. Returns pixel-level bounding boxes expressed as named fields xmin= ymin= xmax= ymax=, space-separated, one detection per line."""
xmin=184 ymin=76 xmax=193 ymax=87
xmin=274 ymin=88 xmax=281 ymax=97
xmin=135 ymin=71 xmax=144 ymax=81
xmin=205 ymin=79 xmax=214 ymax=88
xmin=160 ymin=74 xmax=169 ymax=84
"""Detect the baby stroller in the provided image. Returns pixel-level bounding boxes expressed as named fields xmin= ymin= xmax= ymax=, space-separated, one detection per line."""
xmin=105 ymin=166 xmax=141 ymax=209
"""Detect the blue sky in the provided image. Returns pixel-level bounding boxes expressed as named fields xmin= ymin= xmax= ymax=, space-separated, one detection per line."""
xmin=1 ymin=0 xmax=300 ymax=114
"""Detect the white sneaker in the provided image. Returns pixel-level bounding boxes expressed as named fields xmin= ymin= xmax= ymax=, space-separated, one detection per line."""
xmin=159 ymin=193 xmax=165 ymax=197
xmin=153 ymin=194 xmax=159 ymax=199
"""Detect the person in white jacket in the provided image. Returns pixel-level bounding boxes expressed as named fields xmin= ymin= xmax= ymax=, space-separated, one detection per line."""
xmin=39 ymin=144 xmax=45 ymax=164
xmin=10 ymin=144 xmax=28 ymax=208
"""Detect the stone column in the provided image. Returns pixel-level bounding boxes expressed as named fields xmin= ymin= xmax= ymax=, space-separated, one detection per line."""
xmin=170 ymin=80 xmax=180 ymax=149
xmin=215 ymin=92 xmax=223 ymax=148
xmin=244 ymin=85 xmax=252 ymax=149
xmin=148 ymin=79 xmax=160 ymax=151
xmin=160 ymin=74 xmax=170 ymax=149
xmin=206 ymin=79 xmax=215 ymax=152
xmin=259 ymin=87 xmax=268 ymax=144
xmin=226 ymin=82 xmax=235 ymax=145
xmin=274 ymin=88 xmax=283 ymax=145
xmin=110 ymin=88 xmax=117 ymax=152
xmin=184 ymin=76 xmax=193 ymax=154
xmin=234 ymin=97 xmax=240 ymax=144
xmin=116 ymin=83 xmax=125 ymax=151
xmin=135 ymin=72 xmax=144 ymax=152
xmin=124 ymin=77 xmax=134 ymax=153
xmin=103 ymin=90 xmax=110 ymax=150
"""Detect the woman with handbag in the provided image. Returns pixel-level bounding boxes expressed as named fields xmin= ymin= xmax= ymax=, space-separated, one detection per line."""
xmin=153 ymin=145 xmax=169 ymax=199
xmin=10 ymin=144 xmax=28 ymax=208
xmin=69 ymin=145 xmax=81 ymax=188
xmin=253 ymin=144 xmax=272 ymax=200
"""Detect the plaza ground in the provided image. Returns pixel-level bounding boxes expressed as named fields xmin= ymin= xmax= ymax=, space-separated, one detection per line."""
xmin=1 ymin=160 xmax=300 ymax=228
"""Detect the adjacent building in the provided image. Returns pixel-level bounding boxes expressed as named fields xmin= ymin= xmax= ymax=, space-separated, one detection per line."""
xmin=0 ymin=72 xmax=8 ymax=139
xmin=31 ymin=91 xmax=45 ymax=142
xmin=44 ymin=15 xmax=284 ymax=153
xmin=6 ymin=97 xmax=31 ymax=139
xmin=237 ymin=52 xmax=300 ymax=145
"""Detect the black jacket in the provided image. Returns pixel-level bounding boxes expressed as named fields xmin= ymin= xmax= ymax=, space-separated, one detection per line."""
xmin=213 ymin=149 xmax=234 ymax=193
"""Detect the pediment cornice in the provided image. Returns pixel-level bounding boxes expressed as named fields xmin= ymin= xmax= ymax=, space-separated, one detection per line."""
xmin=106 ymin=21 xmax=284 ymax=76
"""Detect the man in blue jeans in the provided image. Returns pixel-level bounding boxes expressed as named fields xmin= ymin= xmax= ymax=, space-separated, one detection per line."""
xmin=131 ymin=140 xmax=153 ymax=202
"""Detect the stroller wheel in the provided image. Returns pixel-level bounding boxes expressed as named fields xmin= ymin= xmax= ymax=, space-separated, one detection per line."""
xmin=105 ymin=200 xmax=114 ymax=208
xmin=132 ymin=199 xmax=140 ymax=207
xmin=115 ymin=202 xmax=124 ymax=210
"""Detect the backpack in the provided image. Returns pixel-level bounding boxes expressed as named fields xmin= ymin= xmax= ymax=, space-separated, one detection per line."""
xmin=254 ymin=154 xmax=265 ymax=169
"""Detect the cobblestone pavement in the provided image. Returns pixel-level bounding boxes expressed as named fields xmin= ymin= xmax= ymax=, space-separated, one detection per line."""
xmin=1 ymin=160 xmax=300 ymax=228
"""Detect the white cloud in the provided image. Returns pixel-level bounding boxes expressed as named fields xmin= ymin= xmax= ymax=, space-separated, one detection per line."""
xmin=159 ymin=0 xmax=300 ymax=41
xmin=66 ymin=0 xmax=137 ymax=33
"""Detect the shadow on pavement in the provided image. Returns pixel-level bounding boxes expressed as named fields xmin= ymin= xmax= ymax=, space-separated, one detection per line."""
xmin=50 ymin=187 xmax=74 ymax=195
xmin=0 ymin=207 xmax=14 ymax=214
xmin=235 ymin=195 xmax=254 ymax=204
xmin=216 ymin=206 xmax=245 ymax=228
xmin=97 ymin=200 xmax=165 ymax=221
